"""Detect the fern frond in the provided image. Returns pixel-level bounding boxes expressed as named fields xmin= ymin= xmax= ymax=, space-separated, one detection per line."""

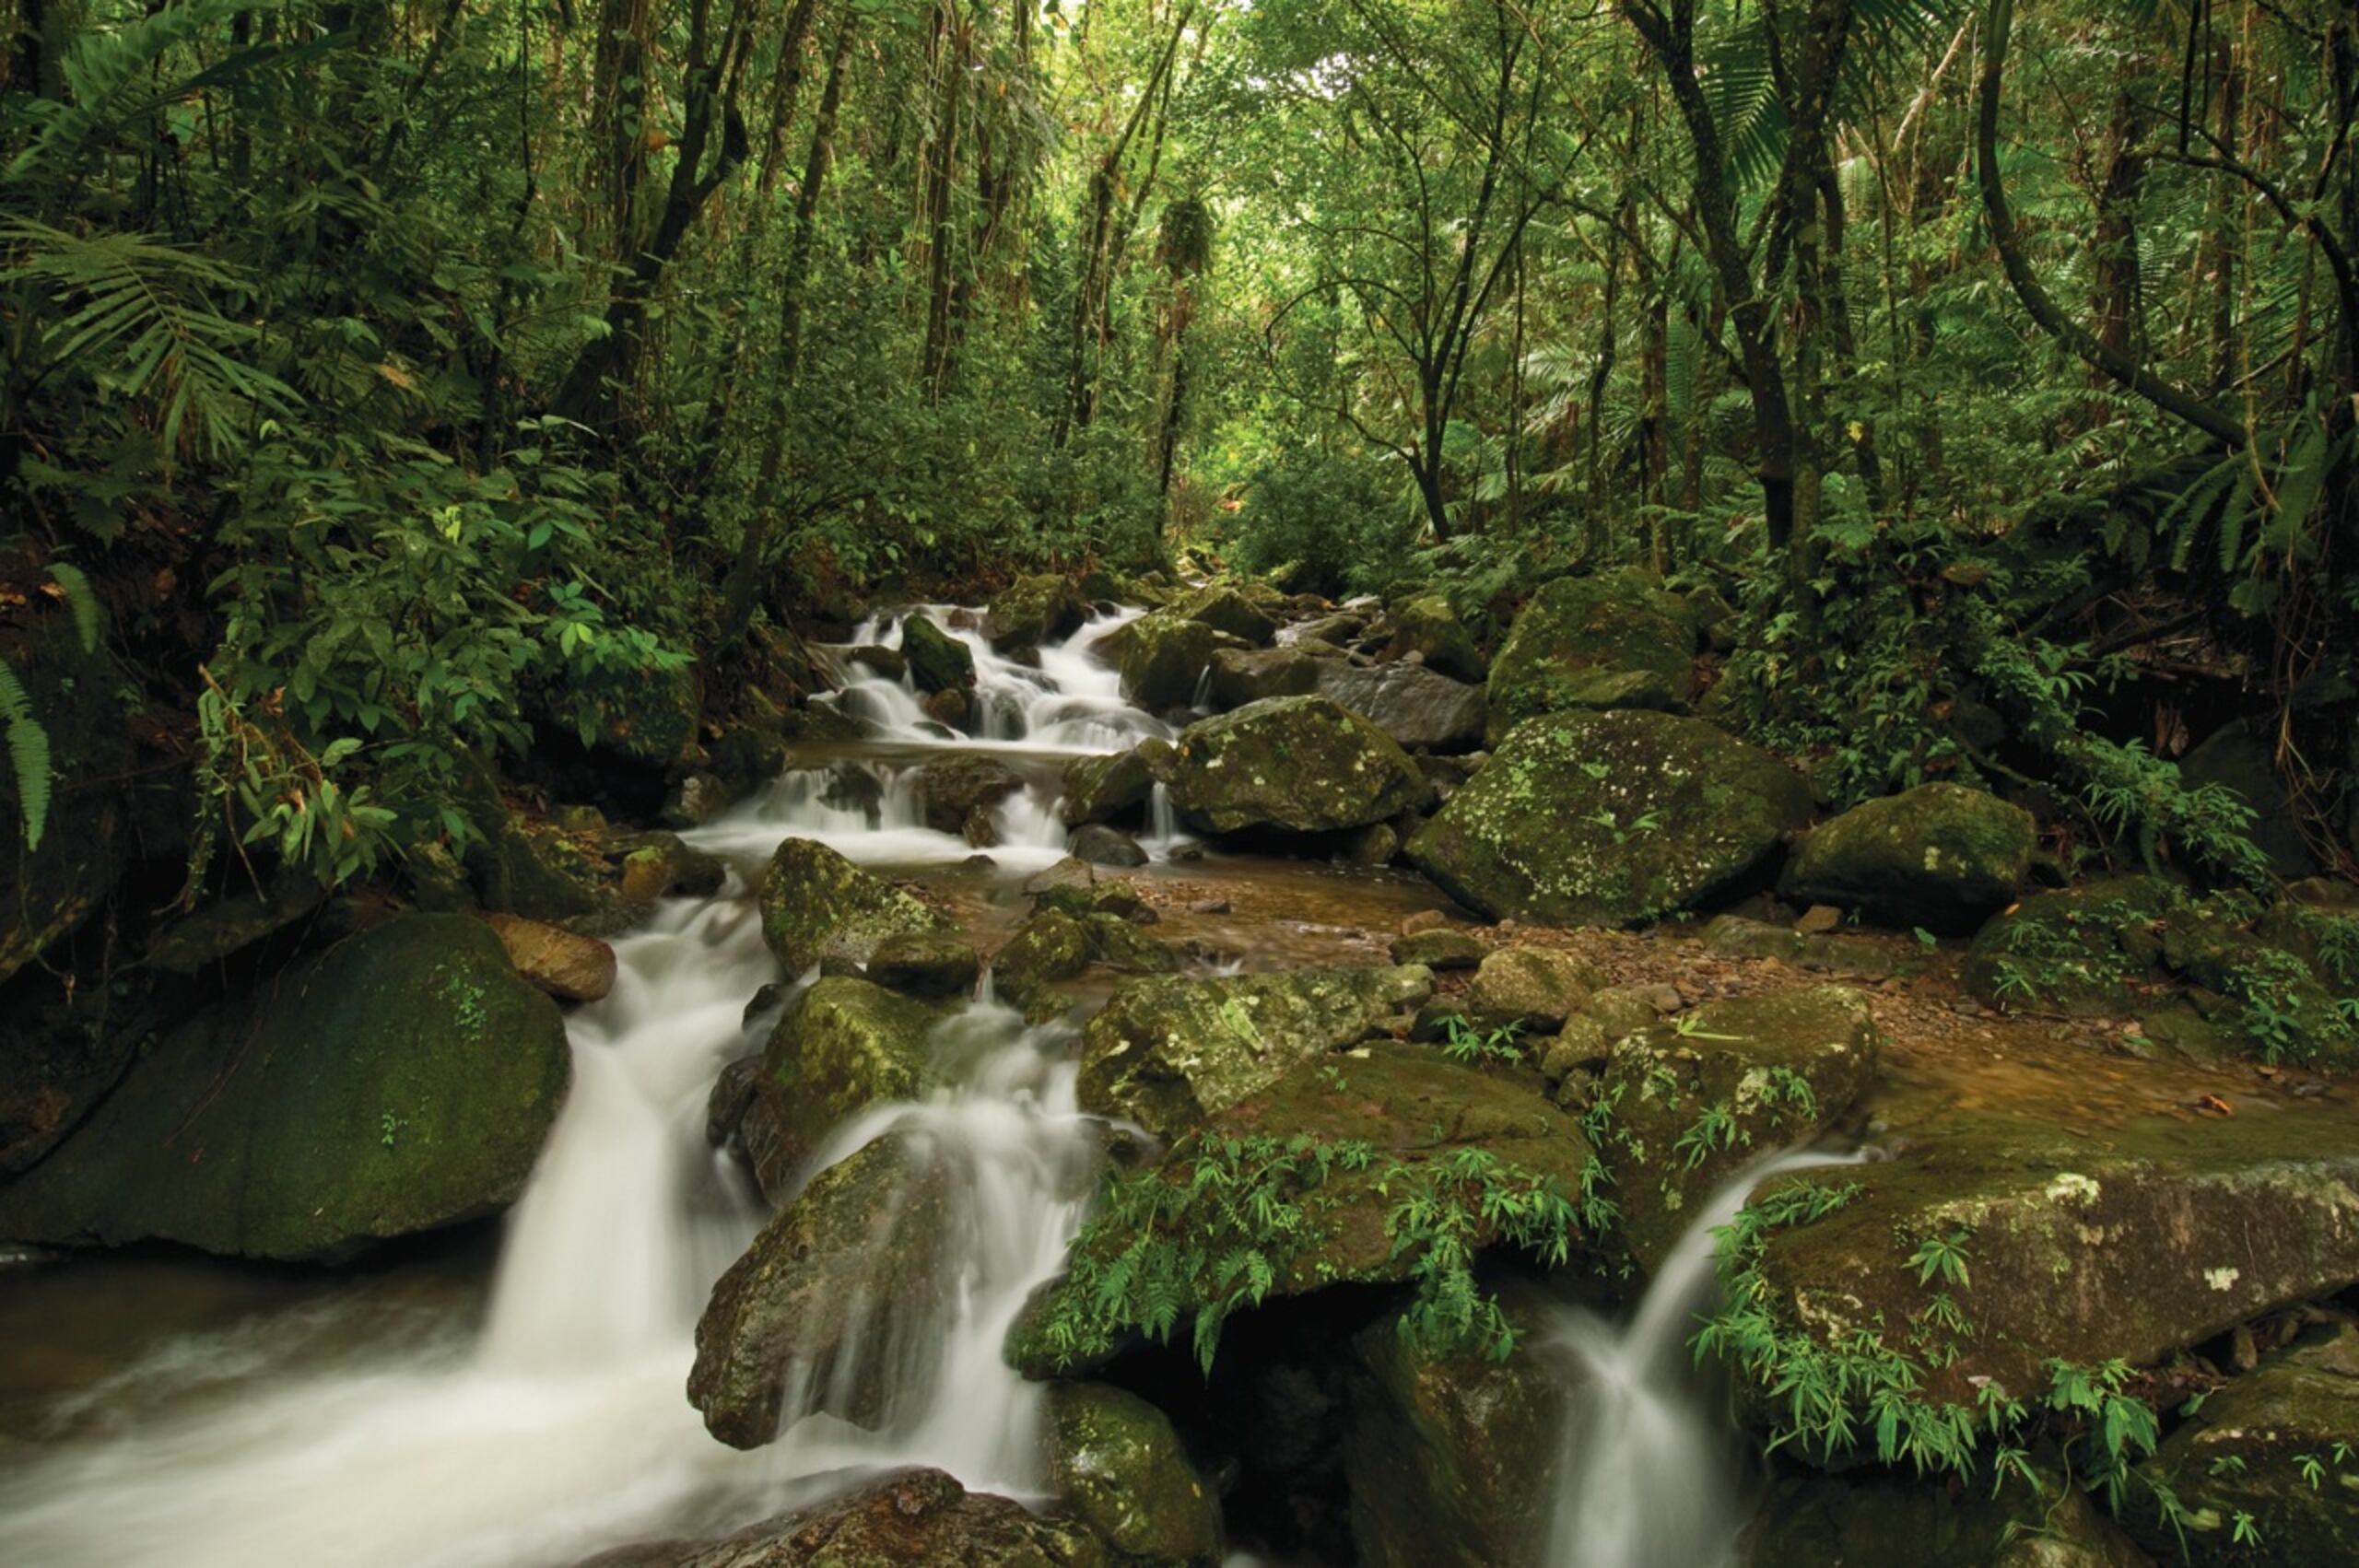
xmin=0 ymin=662 xmax=53 ymax=851
xmin=44 ymin=563 xmax=101 ymax=653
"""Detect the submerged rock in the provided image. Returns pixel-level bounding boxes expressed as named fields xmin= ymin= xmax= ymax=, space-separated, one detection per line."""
xmin=1406 ymin=709 xmax=1811 ymax=927
xmin=1168 ymin=696 xmax=1430 ymax=836
xmin=1045 ymin=1383 xmax=1224 ymax=1565
xmin=757 ymin=837 xmax=951 ymax=973
xmin=1078 ymin=965 xmax=1435 ymax=1141
xmin=1782 ymin=783 xmax=2035 ymax=935
xmin=690 ymin=1137 xmax=955 ymax=1446
xmin=1484 ymin=569 xmax=1696 ymax=743
xmin=0 ymin=915 xmax=570 ymax=1260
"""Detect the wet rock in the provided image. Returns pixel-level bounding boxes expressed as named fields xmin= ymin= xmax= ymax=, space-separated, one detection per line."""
xmin=1045 ymin=1383 xmax=1223 ymax=1565
xmin=615 ymin=833 xmax=729 ymax=902
xmin=1062 ymin=747 xmax=1155 ymax=826
xmin=1316 ymin=661 xmax=1487 ymax=753
xmin=1464 ymin=947 xmax=1606 ymax=1032
xmin=1407 ymin=709 xmax=1811 ymax=928
xmin=865 ymin=930 xmax=981 ymax=1000
xmin=914 ymin=754 xmax=1025 ymax=838
xmin=1078 ymin=965 xmax=1436 ymax=1141
xmin=1380 ymin=593 xmax=1486 ymax=684
xmin=1597 ymin=986 xmax=1880 ymax=1273
xmin=0 ymin=915 xmax=570 ymax=1260
xmin=704 ymin=1055 xmax=763 ymax=1152
xmin=986 ymin=574 xmax=1086 ymax=650
xmin=1582 ymin=985 xmax=1665 ymax=1039
xmin=1389 ymin=930 xmax=1486 ymax=970
xmin=758 ymin=838 xmax=951 ymax=973
xmin=1702 ymin=915 xmax=1916 ymax=979
xmin=1344 ymin=1279 xmax=1566 ymax=1568
xmin=751 ymin=977 xmax=942 ymax=1165
xmin=689 ymin=1136 xmax=954 ymax=1446
xmin=1080 ymin=914 xmax=1180 ymax=977
xmin=483 ymin=912 xmax=617 ymax=1001
xmin=992 ymin=909 xmax=1097 ymax=1014
xmin=1175 ymin=584 xmax=1278 ymax=647
xmin=1782 ymin=783 xmax=2036 ymax=935
xmin=2130 ymin=1322 xmax=2359 ymax=1565
xmin=845 ymin=643 xmax=907 ymax=681
xmin=1484 ymin=569 xmax=1698 ymax=744
xmin=1748 ymin=1467 xmax=2145 ymax=1568
xmin=1206 ymin=646 xmax=1324 ymax=709
xmin=1072 ymin=823 xmax=1150 ymax=868
xmin=1023 ymin=855 xmax=1097 ymax=897
xmin=1169 ymin=696 xmax=1430 ymax=836
xmin=1344 ymin=822 xmax=1402 ymax=867
xmin=1118 ymin=611 xmax=1249 ymax=711
xmin=899 ymin=614 xmax=976 ymax=694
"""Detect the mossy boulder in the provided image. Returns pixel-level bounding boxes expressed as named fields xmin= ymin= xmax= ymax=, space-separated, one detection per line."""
xmin=1062 ymin=746 xmax=1156 ymax=826
xmin=614 ymin=832 xmax=728 ymax=903
xmin=1045 ymin=1383 xmax=1223 ymax=1565
xmin=1701 ymin=915 xmax=1919 ymax=980
xmin=1406 ymin=709 xmax=1812 ymax=927
xmin=1381 ymin=593 xmax=1487 ymax=684
xmin=986 ymin=574 xmax=1086 ymax=650
xmin=1748 ymin=1468 xmax=2146 ymax=1567
xmin=915 ymin=754 xmax=1025 ymax=839
xmin=866 ymin=930 xmax=981 ymax=1000
xmin=1078 ymin=965 xmax=1435 ymax=1141
xmin=1463 ymin=947 xmax=1608 ymax=1032
xmin=757 ymin=837 xmax=951 ymax=973
xmin=690 ymin=1136 xmax=954 ymax=1446
xmin=992 ymin=909 xmax=1097 ymax=1014
xmin=749 ymin=977 xmax=942 ymax=1167
xmin=454 ymin=751 xmax=600 ymax=921
xmin=1959 ymin=877 xmax=2181 ymax=1016
xmin=1594 ymin=986 xmax=1881 ymax=1273
xmin=2130 ymin=1323 xmax=2359 ymax=1566
xmin=1389 ymin=929 xmax=1487 ymax=970
xmin=1343 ymin=1279 xmax=1566 ymax=1568
xmin=1316 ymin=661 xmax=1487 ymax=754
xmin=0 ymin=915 xmax=570 ymax=1260
xmin=900 ymin=613 xmax=976 ymax=695
xmin=1783 ymin=783 xmax=2036 ymax=935
xmin=1175 ymin=584 xmax=1278 ymax=647
xmin=1206 ymin=646 xmax=1324 ymax=709
xmin=1484 ymin=569 xmax=1697 ymax=744
xmin=1168 ymin=696 xmax=1430 ymax=836
xmin=1118 ymin=610 xmax=1246 ymax=711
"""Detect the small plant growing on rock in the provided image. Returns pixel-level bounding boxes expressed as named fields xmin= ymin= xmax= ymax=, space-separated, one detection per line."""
xmin=1440 ymin=1014 xmax=1522 ymax=1067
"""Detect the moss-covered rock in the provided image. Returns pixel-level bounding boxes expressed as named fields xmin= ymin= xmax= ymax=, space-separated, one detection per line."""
xmin=986 ymin=574 xmax=1086 ymax=650
xmin=1168 ymin=696 xmax=1430 ymax=836
xmin=1593 ymin=986 xmax=1880 ymax=1273
xmin=992 ymin=908 xmax=1097 ymax=1015
xmin=865 ymin=930 xmax=981 ymax=1000
xmin=1344 ymin=1279 xmax=1565 ymax=1568
xmin=2130 ymin=1323 xmax=2359 ymax=1566
xmin=1079 ymin=913 xmax=1180 ymax=976
xmin=1406 ymin=709 xmax=1812 ymax=927
xmin=1783 ymin=784 xmax=2036 ymax=935
xmin=1078 ymin=965 xmax=1435 ymax=1141
xmin=757 ymin=837 xmax=950 ymax=973
xmin=1959 ymin=877 xmax=2182 ymax=1016
xmin=614 ymin=831 xmax=728 ymax=903
xmin=1700 ymin=915 xmax=1920 ymax=980
xmin=1748 ymin=1467 xmax=2146 ymax=1567
xmin=750 ymin=977 xmax=942 ymax=1165
xmin=1045 ymin=1383 xmax=1223 ymax=1565
xmin=1316 ymin=661 xmax=1487 ymax=754
xmin=1118 ymin=610 xmax=1247 ymax=711
xmin=915 ymin=753 xmax=1025 ymax=839
xmin=454 ymin=751 xmax=601 ymax=921
xmin=1388 ymin=929 xmax=1488 ymax=970
xmin=1062 ymin=746 xmax=1155 ymax=826
xmin=899 ymin=613 xmax=977 ymax=695
xmin=0 ymin=915 xmax=570 ymax=1260
xmin=1464 ymin=947 xmax=1608 ymax=1032
xmin=1484 ymin=569 xmax=1697 ymax=744
xmin=1071 ymin=823 xmax=1149 ymax=868
xmin=1206 ymin=646 xmax=1324 ymax=709
xmin=1381 ymin=593 xmax=1487 ymax=684
xmin=1175 ymin=584 xmax=1278 ymax=647
xmin=689 ymin=1136 xmax=953 ymax=1446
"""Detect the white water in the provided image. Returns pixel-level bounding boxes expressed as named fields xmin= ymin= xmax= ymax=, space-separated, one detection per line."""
xmin=1544 ymin=1148 xmax=1870 ymax=1568
xmin=834 ymin=603 xmax=1170 ymax=755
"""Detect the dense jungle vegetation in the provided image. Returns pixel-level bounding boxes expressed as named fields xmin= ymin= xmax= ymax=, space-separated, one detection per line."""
xmin=1 ymin=0 xmax=2353 ymax=905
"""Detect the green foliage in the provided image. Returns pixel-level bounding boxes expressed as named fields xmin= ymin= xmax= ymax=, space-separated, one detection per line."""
xmin=1439 ymin=1014 xmax=1523 ymax=1067
xmin=0 ymin=661 xmax=53 ymax=850
xmin=1383 ymin=1145 xmax=1578 ymax=1360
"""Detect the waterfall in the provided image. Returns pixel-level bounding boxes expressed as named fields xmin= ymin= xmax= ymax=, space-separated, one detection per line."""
xmin=1543 ymin=1147 xmax=1871 ymax=1568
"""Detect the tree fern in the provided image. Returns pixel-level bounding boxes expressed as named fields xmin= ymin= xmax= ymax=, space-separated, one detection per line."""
xmin=0 ymin=663 xmax=53 ymax=852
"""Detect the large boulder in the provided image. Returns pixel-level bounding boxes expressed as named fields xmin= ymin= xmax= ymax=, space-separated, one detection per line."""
xmin=1045 ymin=1383 xmax=1224 ymax=1565
xmin=1484 ymin=569 xmax=1697 ymax=744
xmin=1175 ymin=584 xmax=1278 ymax=647
xmin=1062 ymin=746 xmax=1155 ymax=826
xmin=1118 ymin=611 xmax=1245 ymax=711
xmin=986 ymin=574 xmax=1086 ymax=650
xmin=757 ymin=837 xmax=951 ymax=973
xmin=1782 ymin=783 xmax=2036 ymax=935
xmin=0 ymin=915 xmax=570 ymax=1260
xmin=689 ymin=1135 xmax=951 ymax=1446
xmin=1206 ymin=646 xmax=1323 ymax=710
xmin=915 ymin=754 xmax=1025 ymax=839
xmin=746 ymin=977 xmax=941 ymax=1171
xmin=1168 ymin=696 xmax=1430 ymax=836
xmin=1317 ymin=661 xmax=1486 ymax=754
xmin=1406 ymin=709 xmax=1812 ymax=927
xmin=1462 ymin=947 xmax=1607 ymax=1032
xmin=1380 ymin=592 xmax=1486 ymax=684
xmin=865 ymin=930 xmax=981 ymax=1000
xmin=1592 ymin=986 xmax=1880 ymax=1273
xmin=1078 ymin=965 xmax=1435 ymax=1141
xmin=1748 ymin=1468 xmax=2146 ymax=1568
xmin=900 ymin=613 xmax=976 ymax=695
xmin=992 ymin=908 xmax=1097 ymax=1015
xmin=2130 ymin=1323 xmax=2359 ymax=1566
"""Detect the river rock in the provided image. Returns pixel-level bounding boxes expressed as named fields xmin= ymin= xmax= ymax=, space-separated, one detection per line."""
xmin=899 ymin=614 xmax=976 ymax=694
xmin=483 ymin=912 xmax=617 ymax=1001
xmin=1071 ymin=823 xmax=1149 ymax=868
xmin=1045 ymin=1383 xmax=1224 ymax=1565
xmin=1175 ymin=584 xmax=1278 ymax=647
xmin=915 ymin=754 xmax=1025 ymax=838
xmin=1379 ymin=592 xmax=1486 ymax=684
xmin=1078 ymin=965 xmax=1435 ymax=1141
xmin=1594 ymin=986 xmax=1880 ymax=1274
xmin=865 ymin=930 xmax=981 ymax=1000
xmin=1484 ymin=569 xmax=1698 ymax=743
xmin=1207 ymin=646 xmax=1323 ymax=709
xmin=616 ymin=833 xmax=729 ymax=902
xmin=992 ymin=909 xmax=1097 ymax=1014
xmin=1169 ymin=696 xmax=1430 ymax=836
xmin=2130 ymin=1322 xmax=2359 ymax=1565
xmin=1781 ymin=783 xmax=2036 ymax=935
xmin=1700 ymin=915 xmax=1916 ymax=980
xmin=1406 ymin=709 xmax=1812 ymax=927
xmin=1119 ymin=610 xmax=1248 ymax=711
xmin=1388 ymin=930 xmax=1486 ymax=970
xmin=690 ymin=1136 xmax=954 ymax=1446
xmin=758 ymin=837 xmax=951 ymax=973
xmin=1316 ymin=661 xmax=1487 ymax=753
xmin=0 ymin=914 xmax=570 ymax=1260
xmin=1464 ymin=947 xmax=1607 ymax=1032
xmin=986 ymin=574 xmax=1086 ymax=650
xmin=1748 ymin=1467 xmax=2146 ymax=1567
xmin=1062 ymin=747 xmax=1155 ymax=825
xmin=749 ymin=977 xmax=941 ymax=1168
